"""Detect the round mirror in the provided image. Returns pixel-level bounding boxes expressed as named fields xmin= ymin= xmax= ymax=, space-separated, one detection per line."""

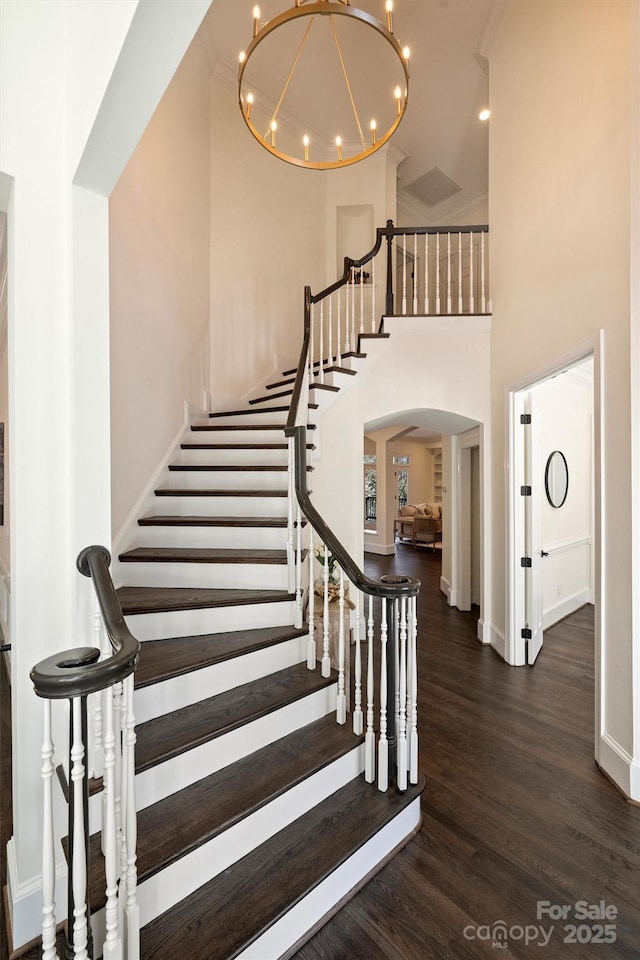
xmin=545 ymin=451 xmax=568 ymax=508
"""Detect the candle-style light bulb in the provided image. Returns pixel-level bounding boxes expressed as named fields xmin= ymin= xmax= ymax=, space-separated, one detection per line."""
xmin=370 ymin=119 xmax=377 ymax=146
xmin=394 ymin=85 xmax=403 ymax=116
xmin=335 ymin=135 xmax=343 ymax=161
xmin=385 ymin=0 xmax=394 ymax=32
xmin=270 ymin=119 xmax=277 ymax=147
xmin=403 ymin=45 xmax=410 ymax=60
xmin=253 ymin=5 xmax=261 ymax=37
xmin=303 ymin=134 xmax=310 ymax=162
xmin=246 ymin=92 xmax=254 ymax=120
xmin=239 ymin=50 xmax=246 ymax=64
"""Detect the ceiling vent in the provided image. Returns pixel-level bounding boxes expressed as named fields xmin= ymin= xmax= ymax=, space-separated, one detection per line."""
xmin=405 ymin=166 xmax=462 ymax=208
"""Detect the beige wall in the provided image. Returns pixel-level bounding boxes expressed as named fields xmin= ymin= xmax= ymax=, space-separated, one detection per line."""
xmin=109 ymin=35 xmax=211 ymax=536
xmin=489 ymin=0 xmax=636 ymax=789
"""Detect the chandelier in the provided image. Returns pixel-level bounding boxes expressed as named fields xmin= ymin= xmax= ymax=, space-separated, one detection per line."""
xmin=238 ymin=1 xmax=410 ymax=169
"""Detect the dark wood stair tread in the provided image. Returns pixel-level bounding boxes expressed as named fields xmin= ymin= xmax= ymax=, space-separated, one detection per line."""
xmin=135 ymin=661 xmax=336 ymax=773
xmin=249 ymin=390 xmax=293 ymax=405
xmin=192 ymin=422 xmax=316 ymax=432
xmin=180 ymin=442 xmax=314 ymax=450
xmin=309 ymin=382 xmax=340 ymax=393
xmin=168 ymin=464 xmax=288 ymax=472
xmin=135 ymin=624 xmax=308 ymax=688
xmin=119 ymin=547 xmax=288 ymax=565
xmin=266 ymin=376 xmax=296 ymax=390
xmin=209 ymin=406 xmax=290 ymax=418
xmin=282 ymin=353 xmax=366 ymax=376
xmin=314 ymin=365 xmax=357 ymax=377
xmin=116 ymin=586 xmax=294 ymax=616
xmin=71 ymin=715 xmax=362 ymax=914
xmin=138 ymin=515 xmax=300 ymax=528
xmin=154 ymin=488 xmax=288 ymax=497
xmin=139 ymin=774 xmax=425 ymax=960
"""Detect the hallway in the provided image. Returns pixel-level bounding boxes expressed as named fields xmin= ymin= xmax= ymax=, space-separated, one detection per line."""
xmin=294 ymin=546 xmax=640 ymax=959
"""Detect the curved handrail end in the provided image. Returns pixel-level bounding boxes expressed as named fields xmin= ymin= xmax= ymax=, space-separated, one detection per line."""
xmin=77 ymin=544 xmax=111 ymax=577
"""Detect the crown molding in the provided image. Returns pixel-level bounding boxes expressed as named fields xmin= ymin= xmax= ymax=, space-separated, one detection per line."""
xmin=475 ymin=0 xmax=507 ymax=74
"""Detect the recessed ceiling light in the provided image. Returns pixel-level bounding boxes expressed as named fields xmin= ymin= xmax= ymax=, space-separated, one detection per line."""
xmin=479 ymin=108 xmax=491 ymax=121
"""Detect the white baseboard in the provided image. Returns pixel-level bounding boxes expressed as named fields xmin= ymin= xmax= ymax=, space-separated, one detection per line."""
xmin=364 ymin=541 xmax=395 ymax=556
xmin=476 ymin=617 xmax=490 ymax=644
xmin=598 ymin=731 xmax=640 ymax=802
xmin=6 ymin=837 xmax=68 ymax=951
xmin=543 ymin=588 xmax=592 ymax=630
xmin=439 ymin=576 xmax=451 ymax=603
xmin=488 ymin=623 xmax=507 ymax=661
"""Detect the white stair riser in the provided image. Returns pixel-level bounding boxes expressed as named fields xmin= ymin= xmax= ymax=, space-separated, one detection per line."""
xmin=124 ymin=598 xmax=296 ymax=640
xmin=238 ymin=796 xmax=422 ymax=960
xmin=90 ymin=739 xmax=359 ymax=940
xmin=165 ymin=470 xmax=288 ymax=491
xmin=92 ymin=683 xmax=337 ymax=831
xmin=134 ymin=633 xmax=307 ymax=726
xmin=118 ymin=559 xmax=289 ymax=590
xmin=178 ymin=446 xmax=289 ymax=466
xmin=188 ymin=427 xmax=287 ymax=444
xmin=152 ymin=494 xmax=288 ymax=518
xmin=134 ymin=525 xmax=288 ymax=550
xmin=313 ymin=371 xmax=355 ymax=389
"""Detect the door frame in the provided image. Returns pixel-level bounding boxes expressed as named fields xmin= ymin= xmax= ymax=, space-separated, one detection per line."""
xmin=506 ymin=333 xmax=603 ymax=760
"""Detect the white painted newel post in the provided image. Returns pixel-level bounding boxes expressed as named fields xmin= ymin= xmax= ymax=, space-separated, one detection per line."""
xmin=71 ymin=698 xmax=89 ymax=960
xmin=41 ymin=700 xmax=59 ymax=960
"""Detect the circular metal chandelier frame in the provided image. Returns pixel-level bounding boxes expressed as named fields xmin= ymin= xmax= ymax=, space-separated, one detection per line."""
xmin=238 ymin=1 xmax=410 ymax=170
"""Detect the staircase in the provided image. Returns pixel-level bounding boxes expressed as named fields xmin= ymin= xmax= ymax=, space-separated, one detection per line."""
xmin=76 ymin=348 xmax=423 ymax=959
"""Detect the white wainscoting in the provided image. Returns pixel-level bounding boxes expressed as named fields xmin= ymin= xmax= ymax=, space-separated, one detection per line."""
xmin=542 ymin=534 xmax=592 ymax=630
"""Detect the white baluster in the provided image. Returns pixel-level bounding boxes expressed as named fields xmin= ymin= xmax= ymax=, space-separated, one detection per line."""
xmin=319 ymin=300 xmax=324 ymax=385
xmin=114 ymin=682 xmax=126 ymax=919
xmin=397 ymin=598 xmax=408 ymax=791
xmin=321 ymin=543 xmax=331 ymax=677
xmin=352 ymin=589 xmax=363 ymax=735
xmin=481 ymin=231 xmax=486 ymax=313
xmin=350 ymin=273 xmax=356 ymax=353
xmin=409 ymin=595 xmax=419 ymax=784
xmin=337 ymin=286 xmax=342 ymax=362
xmin=469 ymin=232 xmax=475 ymax=314
xmin=336 ymin=568 xmax=347 ymax=724
xmin=307 ymin=526 xmax=315 ymax=668
xmin=359 ymin=266 xmax=364 ymax=335
xmin=71 ymin=698 xmax=89 ymax=960
xmin=286 ymin=438 xmax=295 ymax=594
xmin=413 ymin=233 xmax=418 ymax=314
xmin=458 ymin=232 xmax=463 ymax=313
xmin=344 ymin=280 xmax=351 ymax=354
xmin=90 ymin=608 xmax=106 ymax=781
xmin=123 ymin=675 xmax=139 ymax=960
xmin=364 ymin=596 xmax=375 ymax=782
xmin=424 ymin=233 xmax=429 ymax=314
xmin=371 ymin=257 xmax=376 ymax=332
xmin=435 ymin=233 xmax=441 ymax=315
xmin=296 ymin=505 xmax=305 ymax=636
xmin=41 ymin=700 xmax=59 ymax=960
xmin=378 ymin=600 xmax=388 ymax=792
xmin=446 ymin=232 xmax=452 ymax=315
xmin=401 ymin=241 xmax=407 ymax=315
xmin=102 ymin=684 xmax=122 ymax=960
xmin=328 ymin=295 xmax=333 ymax=368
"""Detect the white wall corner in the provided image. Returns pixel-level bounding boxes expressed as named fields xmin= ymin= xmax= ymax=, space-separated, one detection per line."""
xmin=489 ymin=623 xmax=507 ymax=661
xmin=476 ymin=617 xmax=491 ymax=644
xmin=439 ymin=575 xmax=451 ymax=603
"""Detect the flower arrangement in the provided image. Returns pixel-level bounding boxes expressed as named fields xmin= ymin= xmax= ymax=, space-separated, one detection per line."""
xmin=313 ymin=543 xmax=355 ymax=608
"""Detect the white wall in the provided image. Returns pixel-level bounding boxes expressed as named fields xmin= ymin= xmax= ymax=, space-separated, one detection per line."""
xmin=489 ymin=0 xmax=639 ymax=796
xmin=208 ymin=74 xmax=327 ymax=399
xmin=109 ymin=34 xmax=211 ymax=537
xmin=533 ymin=367 xmax=593 ymax=628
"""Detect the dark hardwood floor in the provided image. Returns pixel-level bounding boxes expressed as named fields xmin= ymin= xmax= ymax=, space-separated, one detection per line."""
xmin=2 ymin=546 xmax=639 ymax=959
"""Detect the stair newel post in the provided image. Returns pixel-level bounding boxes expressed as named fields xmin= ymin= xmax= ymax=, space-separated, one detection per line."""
xmin=114 ymin=682 xmax=127 ymax=920
xmin=377 ymin=599 xmax=389 ymax=792
xmin=364 ymin=595 xmax=375 ymax=783
xmin=424 ymin=233 xmax=429 ymax=315
xmin=458 ymin=232 xmax=463 ymax=314
xmin=344 ymin=272 xmax=351 ymax=354
xmin=41 ymin=699 xmax=59 ymax=960
xmin=401 ymin=239 xmax=407 ymax=315
xmin=352 ymin=588 xmax=363 ymax=736
xmin=409 ymin=595 xmax=419 ymax=785
xmin=359 ymin=265 xmax=364 ymax=335
xmin=435 ymin=232 xmax=441 ymax=315
xmin=122 ymin=674 xmax=139 ymax=960
xmin=336 ymin=568 xmax=347 ymax=725
xmin=385 ymin=219 xmax=394 ymax=316
xmin=296 ymin=502 xmax=304 ymax=636
xmin=321 ymin=543 xmax=331 ymax=678
xmin=102 ymin=683 xmax=122 ymax=960
xmin=396 ymin=598 xmax=408 ymax=792
xmin=469 ymin=231 xmax=475 ymax=313
xmin=371 ymin=255 xmax=376 ymax=332
xmin=91 ymin=607 xmax=106 ymax=783
xmin=319 ymin=300 xmax=324 ymax=385
xmin=308 ymin=303 xmax=315 ymax=389
xmin=328 ymin=295 xmax=333 ymax=370
xmin=480 ymin=230 xmax=486 ymax=313
xmin=412 ymin=233 xmax=418 ymax=315
xmin=70 ymin=697 xmax=89 ymax=960
xmin=307 ymin=526 xmax=315 ymax=671
xmin=350 ymin=269 xmax=356 ymax=354
xmin=286 ymin=436 xmax=295 ymax=595
xmin=446 ymin=232 xmax=452 ymax=315
xmin=336 ymin=287 xmax=342 ymax=364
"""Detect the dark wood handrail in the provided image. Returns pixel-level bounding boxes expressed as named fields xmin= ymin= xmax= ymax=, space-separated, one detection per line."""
xmin=31 ymin=545 xmax=140 ymax=700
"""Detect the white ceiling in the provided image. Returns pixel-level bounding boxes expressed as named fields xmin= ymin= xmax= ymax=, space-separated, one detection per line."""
xmin=201 ymin=0 xmax=497 ymax=221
